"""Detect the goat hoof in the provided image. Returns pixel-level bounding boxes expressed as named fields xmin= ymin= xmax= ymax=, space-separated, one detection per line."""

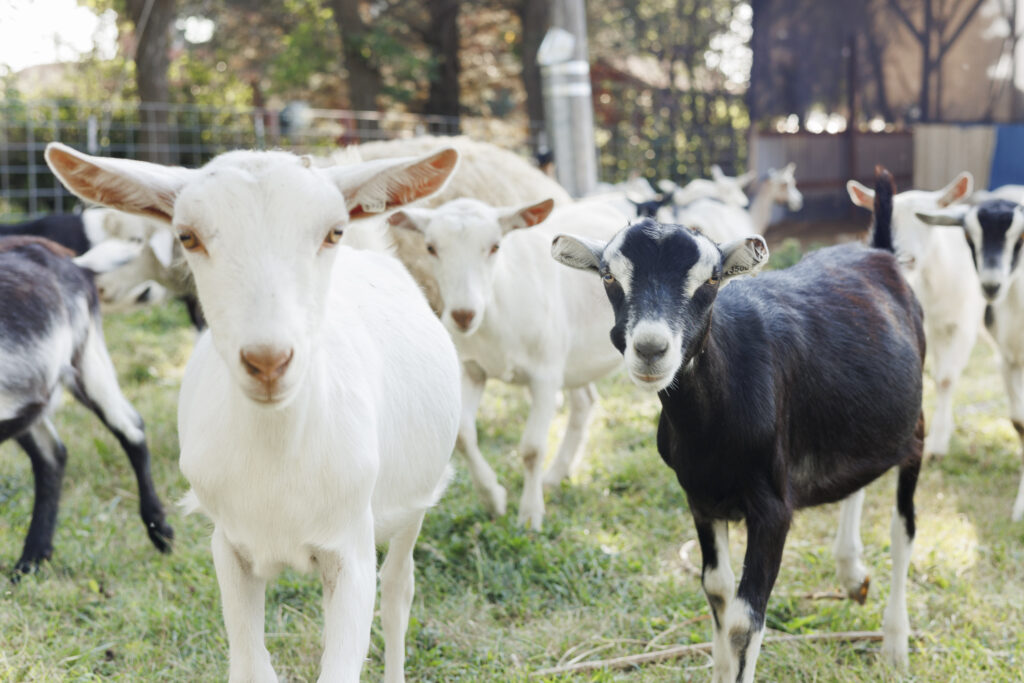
xmin=542 ymin=469 xmax=568 ymax=490
xmin=482 ymin=485 xmax=507 ymax=517
xmin=849 ymin=576 xmax=870 ymax=604
xmin=146 ymin=519 xmax=175 ymax=553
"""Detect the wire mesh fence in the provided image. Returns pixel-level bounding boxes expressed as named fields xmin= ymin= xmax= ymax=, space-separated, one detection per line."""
xmin=1 ymin=93 xmax=751 ymax=221
xmin=0 ymin=99 xmax=541 ymax=221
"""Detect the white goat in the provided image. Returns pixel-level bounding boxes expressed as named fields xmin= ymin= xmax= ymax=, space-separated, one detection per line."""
xmin=972 ymin=184 xmax=1024 ymax=204
xmin=387 ymin=198 xmax=626 ymax=529
xmin=674 ymin=164 xmax=803 ymax=242
xmin=77 ymin=209 xmax=204 ymax=325
xmin=46 ymin=142 xmax=462 ymax=683
xmin=330 ymin=136 xmax=572 ymax=313
xmin=846 ymin=172 xmax=980 ymax=457
xmin=660 ymin=164 xmax=757 ymax=212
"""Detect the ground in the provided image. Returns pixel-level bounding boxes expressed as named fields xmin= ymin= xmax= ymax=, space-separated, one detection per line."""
xmin=1 ymin=236 xmax=1023 ymax=681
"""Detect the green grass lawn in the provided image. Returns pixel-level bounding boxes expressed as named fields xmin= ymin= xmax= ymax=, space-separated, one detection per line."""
xmin=2 ymin=297 xmax=1024 ymax=681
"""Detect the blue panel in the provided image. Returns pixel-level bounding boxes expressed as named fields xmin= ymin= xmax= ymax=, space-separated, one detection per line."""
xmin=989 ymin=124 xmax=1024 ymax=190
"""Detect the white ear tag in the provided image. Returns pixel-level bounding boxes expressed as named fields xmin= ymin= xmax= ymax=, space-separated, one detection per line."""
xmin=360 ymin=197 xmax=387 ymax=214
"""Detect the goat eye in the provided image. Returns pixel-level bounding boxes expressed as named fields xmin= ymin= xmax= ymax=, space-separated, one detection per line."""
xmin=178 ymin=230 xmax=203 ymax=252
xmin=602 ymin=272 xmax=615 ymax=285
xmin=489 ymin=244 xmax=500 ymax=255
xmin=426 ymin=244 xmax=438 ymax=256
xmin=708 ymin=272 xmax=720 ymax=285
xmin=322 ymin=226 xmax=344 ymax=247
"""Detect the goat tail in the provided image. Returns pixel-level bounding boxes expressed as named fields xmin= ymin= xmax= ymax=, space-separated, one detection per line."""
xmin=871 ymin=165 xmax=896 ymax=252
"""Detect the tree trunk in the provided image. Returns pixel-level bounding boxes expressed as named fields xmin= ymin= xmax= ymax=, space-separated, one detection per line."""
xmin=515 ymin=0 xmax=550 ymax=153
xmin=746 ymin=0 xmax=770 ymax=127
xmin=126 ymin=0 xmax=176 ymax=164
xmin=424 ymin=0 xmax=461 ymax=133
xmin=330 ymin=0 xmax=382 ymax=113
xmin=863 ymin=26 xmax=893 ymax=122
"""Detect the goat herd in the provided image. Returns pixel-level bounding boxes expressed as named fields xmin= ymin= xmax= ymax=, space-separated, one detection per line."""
xmin=0 ymin=135 xmax=1020 ymax=682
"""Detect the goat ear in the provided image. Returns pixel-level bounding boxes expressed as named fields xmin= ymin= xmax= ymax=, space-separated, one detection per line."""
xmin=328 ymin=147 xmax=459 ymax=221
xmin=656 ymin=179 xmax=678 ymax=194
xmin=846 ymin=179 xmax=874 ymax=209
xmin=72 ymin=239 xmax=144 ymax=273
xmin=711 ymin=165 xmax=725 ymax=181
xmin=937 ymin=172 xmax=973 ymax=207
xmin=915 ymin=207 xmax=968 ymax=227
xmin=149 ymin=230 xmax=176 ymax=268
xmin=45 ymin=143 xmax=191 ymax=223
xmin=551 ymin=233 xmax=605 ymax=272
xmin=737 ymin=170 xmax=758 ymax=187
xmin=498 ymin=198 xmax=555 ymax=234
xmin=386 ymin=208 xmax=430 ymax=233
xmin=720 ymin=236 xmax=769 ymax=280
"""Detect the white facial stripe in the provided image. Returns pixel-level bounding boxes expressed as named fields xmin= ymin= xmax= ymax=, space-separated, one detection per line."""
xmin=606 ymin=252 xmax=633 ymax=296
xmin=682 ymin=234 xmax=721 ymax=297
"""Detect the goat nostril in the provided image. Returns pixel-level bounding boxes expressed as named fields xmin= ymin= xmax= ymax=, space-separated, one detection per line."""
xmin=982 ymin=283 xmax=1001 ymax=299
xmin=240 ymin=347 xmax=294 ymax=383
xmin=450 ymin=309 xmax=476 ymax=330
xmin=634 ymin=338 xmax=669 ymax=361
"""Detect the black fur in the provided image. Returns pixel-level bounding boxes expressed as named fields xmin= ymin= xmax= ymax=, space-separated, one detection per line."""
xmin=628 ymin=193 xmax=672 ymax=218
xmin=0 ymin=214 xmax=91 ymax=255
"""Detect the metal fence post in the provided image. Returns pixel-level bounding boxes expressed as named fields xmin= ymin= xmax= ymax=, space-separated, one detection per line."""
xmin=539 ymin=0 xmax=598 ymax=198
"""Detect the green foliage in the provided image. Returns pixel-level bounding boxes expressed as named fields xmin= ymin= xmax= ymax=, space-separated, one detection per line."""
xmin=589 ymin=0 xmax=752 ymax=183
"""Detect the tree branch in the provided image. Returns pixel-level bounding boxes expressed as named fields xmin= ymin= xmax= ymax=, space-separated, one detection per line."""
xmin=937 ymin=0 xmax=986 ymax=59
xmin=886 ymin=0 xmax=925 ymax=42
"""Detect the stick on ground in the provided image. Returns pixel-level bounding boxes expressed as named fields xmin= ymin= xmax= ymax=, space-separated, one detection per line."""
xmin=531 ymin=630 xmax=887 ymax=677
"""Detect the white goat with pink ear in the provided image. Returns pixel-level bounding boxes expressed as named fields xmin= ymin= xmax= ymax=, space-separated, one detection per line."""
xmin=846 ymin=172 xmax=980 ymax=459
xmin=45 ymin=142 xmax=462 ymax=683
xmin=387 ymin=198 xmax=625 ymax=530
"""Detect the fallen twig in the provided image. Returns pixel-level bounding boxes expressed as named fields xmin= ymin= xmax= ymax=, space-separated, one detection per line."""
xmin=531 ymin=630 xmax=887 ymax=677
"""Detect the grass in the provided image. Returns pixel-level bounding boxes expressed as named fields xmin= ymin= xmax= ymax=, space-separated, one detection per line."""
xmin=2 ymin=293 xmax=1024 ymax=681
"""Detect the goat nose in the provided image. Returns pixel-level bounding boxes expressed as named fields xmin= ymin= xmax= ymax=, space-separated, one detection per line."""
xmin=634 ymin=338 xmax=669 ymax=362
xmin=450 ymin=309 xmax=476 ymax=331
xmin=240 ymin=346 xmax=294 ymax=384
xmin=982 ymin=283 xmax=1001 ymax=300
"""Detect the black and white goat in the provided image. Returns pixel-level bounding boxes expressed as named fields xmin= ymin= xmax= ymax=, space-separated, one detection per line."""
xmin=551 ymin=170 xmax=924 ymax=681
xmin=0 ymin=236 xmax=173 ymax=574
xmin=917 ymin=198 xmax=1024 ymax=520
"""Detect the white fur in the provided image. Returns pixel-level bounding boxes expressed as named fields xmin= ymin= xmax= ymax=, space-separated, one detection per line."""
xmin=46 ymin=143 xmax=462 ymax=683
xmin=882 ymin=511 xmax=913 ymax=670
xmin=847 ymin=173 xmax=980 ymax=457
xmin=675 ymin=164 xmax=803 ymax=241
xmin=662 ymin=164 xmax=757 ymax=212
xmin=329 ymin=136 xmax=573 ymax=314
xmin=834 ymin=488 xmax=869 ymax=601
xmin=389 ymin=198 xmax=626 ymax=529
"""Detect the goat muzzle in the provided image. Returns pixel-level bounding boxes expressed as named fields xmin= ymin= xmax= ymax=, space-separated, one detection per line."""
xmin=240 ymin=346 xmax=295 ymax=386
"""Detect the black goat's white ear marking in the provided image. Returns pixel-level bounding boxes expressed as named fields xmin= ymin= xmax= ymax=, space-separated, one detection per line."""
xmin=551 ymin=234 xmax=605 ymax=272
xmin=915 ymin=207 xmax=968 ymax=227
xmin=720 ymin=236 xmax=769 ymax=280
